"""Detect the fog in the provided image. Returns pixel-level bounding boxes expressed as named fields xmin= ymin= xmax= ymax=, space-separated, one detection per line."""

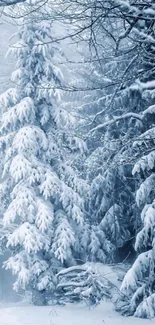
xmin=0 ymin=18 xmax=16 ymax=94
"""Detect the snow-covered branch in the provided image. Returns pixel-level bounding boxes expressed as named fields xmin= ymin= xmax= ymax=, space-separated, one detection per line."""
xmin=90 ymin=112 xmax=143 ymax=133
xmin=57 ymin=265 xmax=88 ymax=278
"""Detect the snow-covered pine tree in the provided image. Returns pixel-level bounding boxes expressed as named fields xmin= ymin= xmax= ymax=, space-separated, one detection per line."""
xmin=120 ymin=114 xmax=155 ymax=317
xmin=80 ymin=46 xmax=143 ymax=264
xmin=119 ymin=92 xmax=155 ymax=317
xmin=119 ymin=4 xmax=155 ymax=318
xmin=76 ymin=0 xmax=155 ymax=267
xmin=0 ymin=13 xmax=89 ymax=303
xmin=85 ymin=161 xmax=137 ymax=263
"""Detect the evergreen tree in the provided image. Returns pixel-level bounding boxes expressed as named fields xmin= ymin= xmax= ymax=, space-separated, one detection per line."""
xmin=120 ymin=113 xmax=155 ymax=317
xmin=79 ymin=38 xmax=143 ymax=264
xmin=119 ymin=4 xmax=155 ymax=318
xmin=75 ymin=0 xmax=155 ymax=269
xmin=0 ymin=14 xmax=89 ymax=303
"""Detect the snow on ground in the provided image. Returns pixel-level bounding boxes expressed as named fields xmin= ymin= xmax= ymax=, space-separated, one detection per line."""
xmin=0 ymin=301 xmax=151 ymax=325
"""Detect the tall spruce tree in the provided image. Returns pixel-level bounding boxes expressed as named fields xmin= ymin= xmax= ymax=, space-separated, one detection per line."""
xmin=79 ymin=40 xmax=143 ymax=263
xmin=120 ymin=100 xmax=155 ymax=318
xmin=76 ymin=1 xmax=155 ymax=269
xmin=0 ymin=13 xmax=89 ymax=303
xmin=118 ymin=3 xmax=155 ymax=318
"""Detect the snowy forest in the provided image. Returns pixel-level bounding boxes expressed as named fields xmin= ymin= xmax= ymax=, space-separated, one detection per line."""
xmin=0 ymin=0 xmax=155 ymax=322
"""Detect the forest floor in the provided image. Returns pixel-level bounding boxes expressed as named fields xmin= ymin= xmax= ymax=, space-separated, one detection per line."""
xmin=0 ymin=263 xmax=151 ymax=324
xmin=0 ymin=301 xmax=151 ymax=325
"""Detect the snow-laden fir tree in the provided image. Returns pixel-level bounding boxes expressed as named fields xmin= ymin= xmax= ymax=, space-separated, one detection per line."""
xmin=79 ymin=56 xmax=143 ymax=264
xmin=120 ymin=105 xmax=155 ymax=318
xmin=77 ymin=0 xmax=155 ymax=267
xmin=0 ymin=15 xmax=89 ymax=303
xmin=85 ymin=161 xmax=136 ymax=263
xmin=119 ymin=4 xmax=155 ymax=317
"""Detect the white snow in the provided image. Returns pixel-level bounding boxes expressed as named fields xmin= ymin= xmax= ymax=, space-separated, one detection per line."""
xmin=0 ymin=301 xmax=152 ymax=325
